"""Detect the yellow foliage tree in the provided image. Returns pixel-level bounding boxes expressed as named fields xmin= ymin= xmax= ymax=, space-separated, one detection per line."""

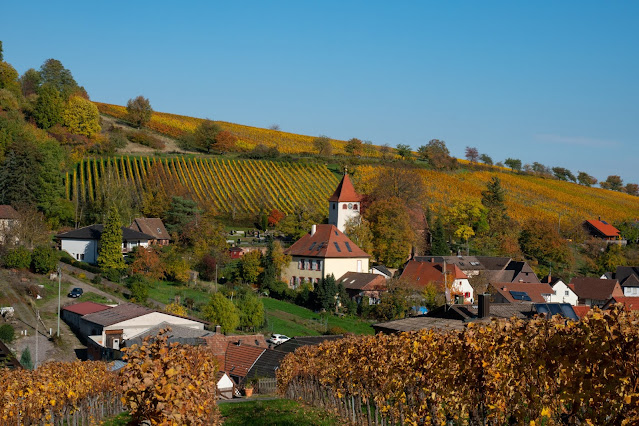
xmin=62 ymin=96 xmax=101 ymax=138
xmin=165 ymin=302 xmax=188 ymax=317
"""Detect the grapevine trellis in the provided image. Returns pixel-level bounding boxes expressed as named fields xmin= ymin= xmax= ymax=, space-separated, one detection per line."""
xmin=65 ymin=156 xmax=340 ymax=216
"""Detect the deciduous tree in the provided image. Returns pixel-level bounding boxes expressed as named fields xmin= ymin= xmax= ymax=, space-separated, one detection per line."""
xmin=418 ymin=139 xmax=455 ymax=169
xmin=62 ymin=96 xmax=101 ymax=138
xmin=20 ymin=68 xmax=41 ymax=97
xmin=126 ymin=95 xmax=153 ymax=128
xmin=504 ymin=158 xmax=522 ymax=172
xmin=130 ymin=246 xmax=165 ymax=280
xmin=600 ymin=175 xmax=623 ymax=191
xmin=39 ymin=59 xmax=82 ymax=99
xmin=519 ymin=217 xmax=572 ymax=273
xmin=625 ymin=183 xmax=639 ymax=196
xmin=367 ymin=197 xmax=414 ymax=268
xmin=345 ymin=138 xmax=363 ymax=156
xmin=203 ymin=292 xmax=240 ymax=333
xmin=465 ymin=146 xmax=479 ymax=162
xmin=33 ymin=84 xmax=63 ymax=129
xmin=396 ymin=144 xmax=412 ymax=160
xmin=479 ymin=153 xmax=493 ymax=165
xmin=98 ymin=206 xmax=125 ymax=273
xmin=239 ymin=250 xmax=263 ymax=284
xmin=577 ymin=171 xmax=597 ymax=187
xmin=313 ymin=135 xmax=332 ymax=156
xmin=235 ymin=291 xmax=264 ymax=330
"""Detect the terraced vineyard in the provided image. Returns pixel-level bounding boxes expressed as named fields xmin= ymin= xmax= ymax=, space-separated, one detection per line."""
xmin=95 ymin=102 xmax=353 ymax=155
xmin=65 ymin=156 xmax=340 ymax=216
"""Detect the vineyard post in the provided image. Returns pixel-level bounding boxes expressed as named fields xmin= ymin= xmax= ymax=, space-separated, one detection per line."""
xmin=57 ymin=264 xmax=61 ymax=337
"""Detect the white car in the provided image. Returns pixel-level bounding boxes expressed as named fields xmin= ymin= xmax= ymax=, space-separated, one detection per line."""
xmin=267 ymin=334 xmax=290 ymax=345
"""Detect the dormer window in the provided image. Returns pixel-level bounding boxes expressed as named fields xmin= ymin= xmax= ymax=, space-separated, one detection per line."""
xmin=157 ymin=228 xmax=162 ymax=234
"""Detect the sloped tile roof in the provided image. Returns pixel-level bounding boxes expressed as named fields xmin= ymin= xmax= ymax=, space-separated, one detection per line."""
xmin=615 ymin=266 xmax=639 ymax=286
xmin=570 ymin=277 xmax=622 ymax=301
xmin=572 ymin=305 xmax=592 ymax=319
xmin=490 ymin=282 xmax=554 ymax=304
xmin=246 ymin=348 xmax=288 ymax=380
xmin=585 ymin=220 xmax=620 ymax=238
xmin=62 ymin=301 xmax=111 ymax=316
xmin=604 ymin=297 xmax=639 ymax=310
xmin=130 ymin=218 xmax=170 ymax=241
xmin=400 ymin=261 xmax=467 ymax=289
xmin=0 ymin=205 xmax=19 ymax=220
xmin=224 ymin=343 xmax=265 ymax=378
xmin=337 ymin=272 xmax=387 ymax=291
xmin=284 ymin=224 xmax=370 ymax=258
xmin=56 ymin=225 xmax=154 ymax=241
xmin=328 ymin=173 xmax=362 ymax=202
xmin=275 ymin=335 xmax=346 ymax=353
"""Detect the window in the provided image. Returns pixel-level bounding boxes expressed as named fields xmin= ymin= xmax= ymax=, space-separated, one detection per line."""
xmin=353 ymin=204 xmax=358 ymax=210
xmin=333 ymin=242 xmax=342 ymax=252
xmin=80 ymin=254 xmax=84 ymax=261
xmin=298 ymin=260 xmax=303 ymax=269
xmin=317 ymin=260 xmax=323 ymax=270
xmin=565 ymin=290 xmax=569 ymax=296
xmin=357 ymin=259 xmax=362 ymax=272
xmin=310 ymin=260 xmax=316 ymax=270
xmin=342 ymin=204 xmax=347 ymax=209
xmin=332 ymin=203 xmax=336 ymax=210
xmin=290 ymin=276 xmax=296 ymax=286
xmin=348 ymin=203 xmax=353 ymax=209
xmin=464 ymin=292 xmax=470 ymax=298
xmin=344 ymin=242 xmax=353 ymax=252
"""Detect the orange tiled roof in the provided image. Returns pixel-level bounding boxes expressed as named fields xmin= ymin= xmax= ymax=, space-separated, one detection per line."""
xmin=400 ymin=261 xmax=467 ymax=288
xmin=572 ymin=305 xmax=592 ymax=319
xmin=224 ymin=343 xmax=265 ymax=378
xmin=490 ymin=282 xmax=555 ymax=304
xmin=328 ymin=173 xmax=362 ymax=202
xmin=585 ymin=220 xmax=620 ymax=238
xmin=284 ymin=224 xmax=369 ymax=258
xmin=606 ymin=297 xmax=639 ymax=311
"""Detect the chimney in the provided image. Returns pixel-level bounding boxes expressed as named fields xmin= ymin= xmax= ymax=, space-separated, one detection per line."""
xmin=311 ymin=224 xmax=317 ymax=236
xmin=478 ymin=293 xmax=490 ymax=319
xmin=215 ymin=325 xmax=221 ymax=334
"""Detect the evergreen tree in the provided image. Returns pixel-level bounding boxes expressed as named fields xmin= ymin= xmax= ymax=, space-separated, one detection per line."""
xmin=39 ymin=58 xmax=80 ymax=99
xmin=0 ymin=141 xmax=40 ymax=206
xmin=314 ymin=274 xmax=338 ymax=311
xmin=98 ymin=206 xmax=125 ymax=272
xmin=430 ymin=218 xmax=449 ymax=255
xmin=33 ymin=84 xmax=63 ymax=129
xmin=20 ymin=347 xmax=33 ymax=370
xmin=481 ymin=176 xmax=510 ymax=234
xmin=164 ymin=196 xmax=202 ymax=235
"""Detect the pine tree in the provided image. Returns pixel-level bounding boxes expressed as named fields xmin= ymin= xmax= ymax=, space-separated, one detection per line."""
xmin=481 ymin=176 xmax=510 ymax=235
xmin=20 ymin=347 xmax=33 ymax=370
xmin=430 ymin=218 xmax=449 ymax=255
xmin=33 ymin=84 xmax=63 ymax=129
xmin=98 ymin=206 xmax=125 ymax=272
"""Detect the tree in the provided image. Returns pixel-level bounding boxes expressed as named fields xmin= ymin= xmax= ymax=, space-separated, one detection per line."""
xmin=235 ymin=292 xmax=264 ymax=330
xmin=33 ymin=84 xmax=63 ymax=129
xmin=189 ymin=119 xmax=221 ymax=153
xmin=0 ymin=41 xmax=3 ymax=62
xmin=20 ymin=347 xmax=34 ymax=370
xmin=267 ymin=209 xmax=285 ymax=227
xmin=0 ymin=62 xmax=20 ymax=97
xmin=430 ymin=218 xmax=449 ymax=255
xmin=39 ymin=58 xmax=81 ymax=99
xmin=481 ymin=176 xmax=510 ymax=234
xmin=345 ymin=138 xmax=363 ymax=156
xmin=62 ymin=96 xmax=101 ymax=138
xmin=30 ymin=245 xmax=58 ymax=274
xmin=396 ymin=144 xmax=412 ymax=160
xmin=417 ymin=139 xmax=455 ymax=169
xmin=128 ymin=275 xmax=150 ymax=304
xmin=625 ymin=183 xmax=639 ymax=196
xmin=479 ymin=154 xmax=493 ymax=165
xmin=0 ymin=141 xmax=41 ymax=206
xmin=239 ymin=250 xmax=263 ymax=284
xmin=213 ymin=130 xmax=237 ymax=152
xmin=370 ymin=166 xmax=426 ymax=209
xmin=98 ymin=206 xmax=125 ymax=273
xmin=261 ymin=239 xmax=290 ymax=290
xmin=465 ymin=146 xmax=479 ymax=163
xmin=441 ymin=199 xmax=488 ymax=248
xmin=0 ymin=324 xmax=15 ymax=343
xmin=379 ymin=143 xmax=392 ymax=160
xmin=519 ymin=218 xmax=572 ymax=273
xmin=164 ymin=196 xmax=202 ymax=236
xmin=129 ymin=246 xmax=165 ymax=280
xmin=3 ymin=246 xmax=31 ymax=269
xmin=504 ymin=158 xmax=522 ymax=172
xmin=601 ymin=175 xmax=624 ymax=191
xmin=313 ymin=135 xmax=332 ymax=156
xmin=161 ymin=246 xmax=190 ymax=283
xmin=126 ymin=95 xmax=153 ymax=128
xmin=6 ymin=204 xmax=50 ymax=249
xmin=344 ymin=216 xmax=374 ymax=255
xmin=367 ymin=197 xmax=414 ymax=268
xmin=532 ymin=162 xmax=552 ymax=176
xmin=314 ymin=274 xmax=338 ymax=312
xmin=165 ymin=302 xmax=188 ymax=317
xmin=20 ymin=68 xmax=41 ymax=97
xmin=577 ymin=171 xmax=597 ymax=187
xmin=203 ymin=292 xmax=240 ymax=333
xmin=276 ymin=200 xmax=325 ymax=239
xmin=597 ymin=244 xmax=626 ymax=274
xmin=552 ymin=167 xmax=576 ymax=182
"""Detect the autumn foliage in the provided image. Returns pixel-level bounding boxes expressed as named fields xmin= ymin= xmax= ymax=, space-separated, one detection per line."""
xmin=120 ymin=329 xmax=221 ymax=425
xmin=278 ymin=307 xmax=639 ymax=425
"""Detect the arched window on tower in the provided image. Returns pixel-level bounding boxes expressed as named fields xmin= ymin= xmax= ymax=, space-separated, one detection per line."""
xmin=342 ymin=204 xmax=347 ymax=209
xmin=353 ymin=204 xmax=358 ymax=210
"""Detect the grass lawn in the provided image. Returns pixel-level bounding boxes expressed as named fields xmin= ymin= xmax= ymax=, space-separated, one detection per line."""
xmin=219 ymin=399 xmax=345 ymax=426
xmin=262 ymin=297 xmax=374 ymax=336
xmin=147 ymin=280 xmax=215 ymax=305
xmin=81 ymin=291 xmax=117 ymax=304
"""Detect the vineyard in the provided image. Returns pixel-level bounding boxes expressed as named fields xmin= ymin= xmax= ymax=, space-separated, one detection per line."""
xmin=95 ymin=102 xmax=352 ymax=155
xmin=278 ymin=307 xmax=639 ymax=425
xmin=353 ymin=165 xmax=639 ymax=226
xmin=65 ymin=156 xmax=340 ymax=217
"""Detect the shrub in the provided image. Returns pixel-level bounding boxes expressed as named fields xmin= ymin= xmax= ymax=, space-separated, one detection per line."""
xmin=0 ymin=324 xmax=15 ymax=343
xmin=31 ymin=245 xmax=59 ymax=274
xmin=127 ymin=130 xmax=165 ymax=150
xmin=4 ymin=246 xmax=32 ymax=269
xmin=325 ymin=326 xmax=347 ymax=335
xmin=91 ymin=275 xmax=102 ymax=285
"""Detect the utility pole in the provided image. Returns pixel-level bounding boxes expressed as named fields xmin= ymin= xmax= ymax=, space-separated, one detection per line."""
xmin=35 ymin=309 xmax=39 ymax=370
xmin=57 ymin=265 xmax=61 ymax=337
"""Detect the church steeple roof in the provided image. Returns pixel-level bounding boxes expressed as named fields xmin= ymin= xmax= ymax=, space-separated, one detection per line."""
xmin=328 ymin=172 xmax=362 ymax=202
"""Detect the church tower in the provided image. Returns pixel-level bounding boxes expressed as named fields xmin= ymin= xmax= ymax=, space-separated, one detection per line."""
xmin=328 ymin=171 xmax=362 ymax=233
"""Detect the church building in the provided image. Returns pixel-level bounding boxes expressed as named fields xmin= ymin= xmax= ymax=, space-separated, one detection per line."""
xmin=328 ymin=172 xmax=362 ymax=233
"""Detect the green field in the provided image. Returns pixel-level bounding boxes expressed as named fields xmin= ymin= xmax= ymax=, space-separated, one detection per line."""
xmin=219 ymin=399 xmax=344 ymax=426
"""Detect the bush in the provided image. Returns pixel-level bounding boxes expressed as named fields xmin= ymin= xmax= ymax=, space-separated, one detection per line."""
xmin=31 ymin=245 xmax=59 ymax=274
xmin=91 ymin=275 xmax=102 ymax=285
xmin=127 ymin=275 xmax=150 ymax=303
xmin=4 ymin=246 xmax=32 ymax=269
xmin=102 ymin=268 xmax=122 ymax=282
xmin=0 ymin=324 xmax=15 ymax=343
xmin=127 ymin=130 xmax=165 ymax=150
xmin=325 ymin=326 xmax=347 ymax=335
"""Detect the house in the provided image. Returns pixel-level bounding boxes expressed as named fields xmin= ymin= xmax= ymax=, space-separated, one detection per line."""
xmin=570 ymin=277 xmax=623 ymax=307
xmin=612 ymin=266 xmax=639 ymax=297
xmin=245 ymin=348 xmax=288 ymax=381
xmin=274 ymin=335 xmax=346 ymax=353
xmin=282 ymin=224 xmax=370 ymax=289
xmin=602 ymin=296 xmax=639 ymax=311
xmin=124 ymin=322 xmax=214 ymax=348
xmin=400 ymin=260 xmax=474 ymax=303
xmin=337 ymin=272 xmax=387 ymax=305
xmin=0 ymin=205 xmax=19 ymax=244
xmin=223 ymin=342 xmax=266 ymax=385
xmin=62 ymin=302 xmax=208 ymax=360
xmin=542 ymin=276 xmax=579 ymax=305
xmin=0 ymin=340 xmax=21 ymax=369
xmin=370 ymin=265 xmax=393 ymax=279
xmin=328 ymin=172 xmax=362 ymax=233
xmin=488 ymin=282 xmax=554 ymax=304
xmin=572 ymin=305 xmax=592 ymax=319
xmin=229 ymin=247 xmax=244 ymax=259
xmin=56 ymin=225 xmax=154 ymax=264
xmin=203 ymin=326 xmax=268 ymax=366
xmin=129 ymin=218 xmax=170 ymax=246
xmin=60 ymin=301 xmax=112 ymax=331
xmin=584 ymin=219 xmax=626 ymax=244
xmin=415 ymin=255 xmax=540 ymax=283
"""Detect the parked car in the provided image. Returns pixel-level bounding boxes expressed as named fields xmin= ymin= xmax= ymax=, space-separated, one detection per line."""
xmin=267 ymin=334 xmax=290 ymax=345
xmin=68 ymin=287 xmax=84 ymax=298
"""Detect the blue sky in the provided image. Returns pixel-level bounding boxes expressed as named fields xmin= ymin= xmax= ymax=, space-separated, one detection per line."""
xmin=3 ymin=1 xmax=638 ymax=184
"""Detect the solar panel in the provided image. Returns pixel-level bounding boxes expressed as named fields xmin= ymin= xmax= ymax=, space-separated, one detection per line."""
xmin=333 ymin=242 xmax=341 ymax=252
xmin=509 ymin=291 xmax=532 ymax=301
xmin=344 ymin=242 xmax=353 ymax=252
xmin=601 ymin=220 xmax=609 ymax=225
xmin=534 ymin=303 xmax=579 ymax=321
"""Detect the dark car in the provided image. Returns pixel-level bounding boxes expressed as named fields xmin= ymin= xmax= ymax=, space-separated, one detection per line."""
xmin=68 ymin=287 xmax=84 ymax=298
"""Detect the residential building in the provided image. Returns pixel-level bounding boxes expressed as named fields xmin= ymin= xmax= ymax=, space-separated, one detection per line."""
xmin=612 ymin=266 xmax=639 ymax=297
xmin=542 ymin=276 xmax=579 ymax=305
xmin=56 ymin=225 xmax=154 ymax=264
xmin=129 ymin=218 xmax=170 ymax=246
xmin=415 ymin=255 xmax=540 ymax=283
xmin=337 ymin=272 xmax=387 ymax=305
xmin=0 ymin=205 xmax=19 ymax=244
xmin=328 ymin=172 xmax=362 ymax=233
xmin=488 ymin=282 xmax=554 ymax=304
xmin=570 ymin=277 xmax=623 ymax=307
xmin=584 ymin=219 xmax=626 ymax=244
xmin=282 ymin=224 xmax=370 ymax=288
xmin=602 ymin=296 xmax=639 ymax=311
xmin=400 ymin=260 xmax=474 ymax=303
xmin=370 ymin=265 xmax=393 ymax=279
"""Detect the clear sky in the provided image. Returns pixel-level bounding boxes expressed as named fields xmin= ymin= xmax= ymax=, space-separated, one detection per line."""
xmin=3 ymin=1 xmax=638 ymax=184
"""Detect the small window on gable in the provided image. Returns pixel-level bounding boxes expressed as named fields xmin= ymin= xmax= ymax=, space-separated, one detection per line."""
xmin=157 ymin=227 xmax=162 ymax=234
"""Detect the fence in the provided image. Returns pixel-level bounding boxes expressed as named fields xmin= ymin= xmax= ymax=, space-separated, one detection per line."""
xmin=257 ymin=378 xmax=277 ymax=394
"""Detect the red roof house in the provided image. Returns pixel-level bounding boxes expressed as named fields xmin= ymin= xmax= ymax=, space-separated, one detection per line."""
xmin=489 ymin=282 xmax=555 ymax=304
xmin=400 ymin=260 xmax=475 ymax=303
xmin=570 ymin=277 xmax=623 ymax=307
xmin=584 ymin=219 xmax=622 ymax=240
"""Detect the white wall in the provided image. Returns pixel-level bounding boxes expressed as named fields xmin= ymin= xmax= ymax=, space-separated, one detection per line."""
xmin=328 ymin=202 xmax=360 ymax=233
xmin=61 ymin=239 xmax=98 ymax=264
xmin=549 ymin=281 xmax=579 ymax=305
xmin=623 ymin=287 xmax=639 ymax=297
xmin=282 ymin=256 xmax=369 ymax=288
xmin=102 ymin=312 xmax=204 ymax=343
xmin=452 ymin=278 xmax=474 ymax=303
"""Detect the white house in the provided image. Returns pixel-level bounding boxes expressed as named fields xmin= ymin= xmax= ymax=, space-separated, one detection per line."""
xmin=400 ymin=260 xmax=475 ymax=304
xmin=547 ymin=280 xmax=579 ymax=305
xmin=282 ymin=224 xmax=370 ymax=289
xmin=56 ymin=224 xmax=154 ymax=264
xmin=328 ymin=172 xmax=361 ymax=233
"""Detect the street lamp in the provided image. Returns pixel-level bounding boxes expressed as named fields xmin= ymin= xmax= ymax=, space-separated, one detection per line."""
xmin=57 ymin=265 xmax=61 ymax=338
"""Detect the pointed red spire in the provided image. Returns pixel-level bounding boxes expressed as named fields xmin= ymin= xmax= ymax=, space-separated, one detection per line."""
xmin=328 ymin=173 xmax=362 ymax=202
